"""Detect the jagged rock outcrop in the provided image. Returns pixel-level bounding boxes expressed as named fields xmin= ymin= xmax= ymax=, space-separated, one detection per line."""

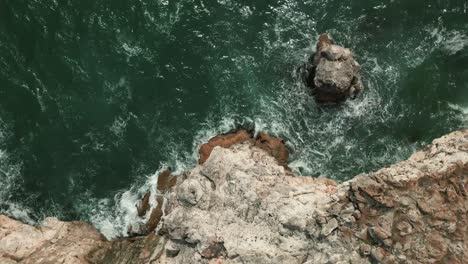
xmin=162 ymin=143 xmax=357 ymax=263
xmin=134 ymin=170 xmax=178 ymax=235
xmin=305 ymin=34 xmax=363 ymax=103
xmin=0 ymin=214 xmax=167 ymax=264
xmin=134 ymin=131 xmax=290 ymax=236
xmin=1 ymin=130 xmax=467 ymax=264
xmin=158 ymin=130 xmax=468 ymax=263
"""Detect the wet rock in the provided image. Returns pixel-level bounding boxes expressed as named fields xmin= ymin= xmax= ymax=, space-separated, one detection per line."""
xmin=134 ymin=170 xmax=178 ymax=235
xmin=305 ymin=34 xmax=363 ymax=104
xmin=198 ymin=130 xmax=252 ymax=164
xmin=157 ymin=170 xmax=177 ymax=192
xmin=137 ymin=192 xmax=151 ymax=217
xmin=199 ymin=130 xmax=290 ymax=168
xmin=254 ymin=132 xmax=289 ymax=168
xmin=146 ymin=196 xmax=165 ymax=233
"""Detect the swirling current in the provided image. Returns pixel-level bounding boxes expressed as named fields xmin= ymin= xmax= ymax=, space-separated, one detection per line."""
xmin=0 ymin=0 xmax=467 ymax=238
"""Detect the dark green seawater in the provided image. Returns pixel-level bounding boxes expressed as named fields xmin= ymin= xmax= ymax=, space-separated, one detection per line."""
xmin=0 ymin=0 xmax=467 ymax=237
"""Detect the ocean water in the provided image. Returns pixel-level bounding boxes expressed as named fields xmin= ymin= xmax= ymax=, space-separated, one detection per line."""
xmin=0 ymin=0 xmax=467 ymax=238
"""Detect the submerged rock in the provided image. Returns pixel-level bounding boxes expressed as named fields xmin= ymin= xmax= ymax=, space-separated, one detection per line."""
xmin=305 ymin=34 xmax=363 ymax=104
xmin=1 ymin=130 xmax=468 ymax=263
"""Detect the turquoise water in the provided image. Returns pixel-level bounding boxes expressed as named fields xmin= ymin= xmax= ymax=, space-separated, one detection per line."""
xmin=0 ymin=0 xmax=467 ymax=237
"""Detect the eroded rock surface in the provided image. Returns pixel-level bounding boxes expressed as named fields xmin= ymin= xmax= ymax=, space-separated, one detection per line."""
xmin=305 ymin=34 xmax=363 ymax=103
xmin=343 ymin=130 xmax=468 ymax=263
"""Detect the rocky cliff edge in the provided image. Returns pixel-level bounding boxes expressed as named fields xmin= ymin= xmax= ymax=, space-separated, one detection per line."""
xmin=1 ymin=130 xmax=467 ymax=264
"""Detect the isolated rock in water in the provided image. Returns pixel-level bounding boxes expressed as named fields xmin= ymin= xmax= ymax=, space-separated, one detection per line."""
xmin=306 ymin=34 xmax=363 ymax=103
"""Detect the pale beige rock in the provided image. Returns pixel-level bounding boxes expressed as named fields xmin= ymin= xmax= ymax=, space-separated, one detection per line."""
xmin=0 ymin=216 xmax=106 ymax=264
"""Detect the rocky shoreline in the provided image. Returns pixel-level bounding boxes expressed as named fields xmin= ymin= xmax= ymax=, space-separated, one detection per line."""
xmin=1 ymin=129 xmax=467 ymax=263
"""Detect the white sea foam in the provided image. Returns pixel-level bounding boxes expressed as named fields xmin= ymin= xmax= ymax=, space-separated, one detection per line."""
xmin=441 ymin=31 xmax=468 ymax=55
xmin=429 ymin=27 xmax=468 ymax=56
xmin=448 ymin=103 xmax=468 ymax=126
xmin=89 ymin=172 xmax=155 ymax=239
xmin=0 ymin=127 xmax=34 ymax=224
